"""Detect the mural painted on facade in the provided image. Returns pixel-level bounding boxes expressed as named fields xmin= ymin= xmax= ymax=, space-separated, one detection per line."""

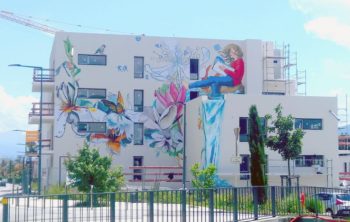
xmin=189 ymin=43 xmax=245 ymax=98
xmin=55 ymin=38 xmax=81 ymax=78
xmin=54 ymin=38 xmax=242 ymax=176
xmin=55 ymin=38 xmax=187 ymax=159
xmin=200 ymin=99 xmax=231 ymax=187
xmin=145 ymin=42 xmax=211 ymax=86
xmin=144 ymin=82 xmax=186 ymax=160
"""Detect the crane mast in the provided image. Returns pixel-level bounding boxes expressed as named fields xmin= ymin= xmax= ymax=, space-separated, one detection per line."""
xmin=0 ymin=10 xmax=63 ymax=35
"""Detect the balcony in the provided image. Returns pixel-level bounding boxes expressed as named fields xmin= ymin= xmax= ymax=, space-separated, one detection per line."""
xmin=25 ymin=139 xmax=53 ymax=157
xmin=32 ymin=68 xmax=55 ymax=92
xmin=42 ymin=139 xmax=53 ymax=154
xmin=339 ymin=172 xmax=350 ymax=181
xmin=28 ymin=103 xmax=54 ymax=124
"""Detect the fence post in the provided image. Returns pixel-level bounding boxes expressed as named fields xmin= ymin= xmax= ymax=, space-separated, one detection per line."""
xmin=209 ymin=189 xmax=214 ymax=222
xmin=2 ymin=197 xmax=8 ymax=222
xmin=297 ymin=185 xmax=301 ymax=216
xmin=62 ymin=194 xmax=68 ymax=222
xmin=233 ymin=188 xmax=238 ymax=222
xmin=110 ymin=193 xmax=116 ymax=222
xmin=253 ymin=187 xmax=258 ymax=220
xmin=149 ymin=191 xmax=154 ymax=222
xmin=314 ymin=187 xmax=318 ymax=217
xmin=271 ymin=186 xmax=276 ymax=217
xmin=181 ymin=189 xmax=186 ymax=222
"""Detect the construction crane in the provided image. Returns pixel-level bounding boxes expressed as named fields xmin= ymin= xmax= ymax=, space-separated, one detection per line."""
xmin=0 ymin=10 xmax=63 ymax=35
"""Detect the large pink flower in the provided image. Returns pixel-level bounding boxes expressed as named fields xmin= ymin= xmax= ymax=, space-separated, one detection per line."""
xmin=154 ymin=82 xmax=186 ymax=118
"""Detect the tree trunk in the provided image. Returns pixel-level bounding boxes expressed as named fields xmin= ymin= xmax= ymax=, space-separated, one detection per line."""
xmin=287 ymin=159 xmax=291 ymax=187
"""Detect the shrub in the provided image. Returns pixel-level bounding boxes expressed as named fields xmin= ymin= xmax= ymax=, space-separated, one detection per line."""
xmin=305 ymin=198 xmax=324 ymax=213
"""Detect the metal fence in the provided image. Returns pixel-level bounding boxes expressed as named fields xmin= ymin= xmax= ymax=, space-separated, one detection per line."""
xmin=2 ymin=186 xmax=350 ymax=222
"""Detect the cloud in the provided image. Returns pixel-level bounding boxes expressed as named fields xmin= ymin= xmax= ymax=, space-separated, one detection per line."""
xmin=290 ymin=0 xmax=350 ymax=15
xmin=304 ymin=17 xmax=350 ymax=49
xmin=0 ymin=86 xmax=37 ymax=132
xmin=290 ymin=0 xmax=350 ymax=49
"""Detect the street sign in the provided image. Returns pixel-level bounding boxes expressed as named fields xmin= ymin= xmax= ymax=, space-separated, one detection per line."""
xmin=231 ymin=156 xmax=241 ymax=164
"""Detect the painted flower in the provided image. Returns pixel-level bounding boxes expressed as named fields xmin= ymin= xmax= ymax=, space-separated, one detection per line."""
xmin=144 ymin=43 xmax=210 ymax=84
xmin=89 ymin=129 xmax=131 ymax=153
xmin=154 ymin=82 xmax=186 ymax=120
xmin=144 ymin=128 xmax=183 ymax=157
xmin=55 ymin=38 xmax=81 ymax=78
xmin=55 ymin=81 xmax=81 ymax=137
xmin=144 ymin=82 xmax=186 ymax=158
xmin=92 ymin=92 xmax=135 ymax=153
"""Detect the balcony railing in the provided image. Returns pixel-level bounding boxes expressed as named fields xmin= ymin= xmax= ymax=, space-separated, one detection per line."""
xmin=339 ymin=172 xmax=350 ymax=181
xmin=25 ymin=139 xmax=52 ymax=156
xmin=29 ymin=103 xmax=54 ymax=117
xmin=33 ymin=68 xmax=54 ymax=82
xmin=42 ymin=139 xmax=52 ymax=151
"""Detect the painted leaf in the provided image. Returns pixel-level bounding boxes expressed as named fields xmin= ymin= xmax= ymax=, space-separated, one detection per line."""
xmin=159 ymin=105 xmax=177 ymax=129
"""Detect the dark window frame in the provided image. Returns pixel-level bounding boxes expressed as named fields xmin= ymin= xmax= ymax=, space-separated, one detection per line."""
xmin=134 ymin=56 xmax=144 ymax=78
xmin=134 ymin=89 xmax=144 ymax=112
xmin=239 ymin=117 xmax=266 ymax=142
xmin=77 ymin=88 xmax=106 ymax=99
xmin=295 ymin=155 xmax=324 ymax=167
xmin=77 ymin=122 xmax=106 ymax=133
xmin=190 ymin=58 xmax=199 ymax=80
xmin=134 ymin=122 xmax=144 ymax=145
xmin=295 ymin=118 xmax=322 ymax=130
xmin=78 ymin=54 xmax=107 ymax=66
xmin=133 ymin=156 xmax=143 ymax=180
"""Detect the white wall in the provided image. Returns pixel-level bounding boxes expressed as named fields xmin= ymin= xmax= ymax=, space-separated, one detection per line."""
xmin=186 ymin=94 xmax=339 ymax=187
xmin=43 ymin=32 xmax=337 ymax=189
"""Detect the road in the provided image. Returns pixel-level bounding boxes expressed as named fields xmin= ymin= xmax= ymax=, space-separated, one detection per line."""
xmin=0 ymin=183 xmax=21 ymax=197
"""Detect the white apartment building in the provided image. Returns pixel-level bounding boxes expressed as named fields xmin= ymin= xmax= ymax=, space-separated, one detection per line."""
xmin=29 ymin=32 xmax=340 ymax=190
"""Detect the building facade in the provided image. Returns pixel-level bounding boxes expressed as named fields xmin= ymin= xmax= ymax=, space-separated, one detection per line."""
xmin=29 ymin=32 xmax=339 ymax=190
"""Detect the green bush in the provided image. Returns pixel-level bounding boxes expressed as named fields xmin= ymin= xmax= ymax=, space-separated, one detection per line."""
xmin=191 ymin=163 xmax=216 ymax=189
xmin=277 ymin=195 xmax=299 ymax=213
xmin=305 ymin=198 xmax=324 ymax=213
xmin=44 ymin=185 xmax=74 ymax=195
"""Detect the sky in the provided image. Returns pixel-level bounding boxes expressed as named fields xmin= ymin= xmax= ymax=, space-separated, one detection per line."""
xmin=0 ymin=0 xmax=349 ymax=158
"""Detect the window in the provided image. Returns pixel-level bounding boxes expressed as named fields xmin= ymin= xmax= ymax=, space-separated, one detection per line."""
xmin=240 ymin=155 xmax=250 ymax=180
xmin=78 ymin=54 xmax=106 ymax=65
xmin=133 ymin=156 xmax=143 ymax=180
xmin=239 ymin=117 xmax=266 ymax=142
xmin=344 ymin=163 xmax=348 ymax=173
xmin=295 ymin=155 xmax=324 ymax=167
xmin=134 ymin=122 xmax=144 ymax=145
xmin=77 ymin=122 xmax=106 ymax=133
xmin=239 ymin=154 xmax=268 ymax=180
xmin=134 ymin=56 xmax=144 ymax=78
xmin=77 ymin=88 xmax=106 ymax=99
xmin=190 ymin=91 xmax=199 ymax=100
xmin=134 ymin=90 xmax=144 ymax=112
xmin=295 ymin=118 xmax=322 ymax=130
xmin=190 ymin=59 xmax=199 ymax=80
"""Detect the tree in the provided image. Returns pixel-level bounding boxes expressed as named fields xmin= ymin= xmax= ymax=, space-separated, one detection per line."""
xmin=265 ymin=104 xmax=304 ymax=186
xmin=65 ymin=142 xmax=124 ymax=193
xmin=248 ymin=105 xmax=268 ymax=204
xmin=191 ymin=163 xmax=216 ymax=189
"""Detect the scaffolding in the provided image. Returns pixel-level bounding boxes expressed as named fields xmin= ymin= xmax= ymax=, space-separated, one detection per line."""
xmin=263 ymin=42 xmax=306 ymax=96
xmin=338 ymin=95 xmax=349 ymax=134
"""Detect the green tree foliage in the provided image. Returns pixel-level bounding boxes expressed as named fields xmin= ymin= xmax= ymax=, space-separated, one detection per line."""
xmin=248 ymin=105 xmax=268 ymax=204
xmin=265 ymin=104 xmax=305 ymax=184
xmin=0 ymin=158 xmax=24 ymax=183
xmin=191 ymin=163 xmax=216 ymax=189
xmin=65 ymin=142 xmax=124 ymax=193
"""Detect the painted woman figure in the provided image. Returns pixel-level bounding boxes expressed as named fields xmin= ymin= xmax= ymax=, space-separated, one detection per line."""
xmin=189 ymin=43 xmax=245 ymax=98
